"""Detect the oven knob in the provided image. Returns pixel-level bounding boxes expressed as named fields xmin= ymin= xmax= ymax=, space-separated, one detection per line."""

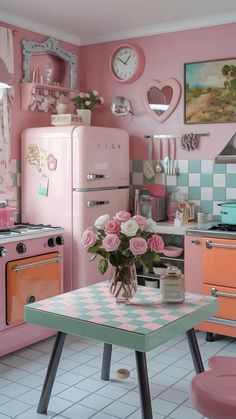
xmin=0 ymin=247 xmax=7 ymax=257
xmin=27 ymin=295 xmax=36 ymax=303
xmin=48 ymin=238 xmax=56 ymax=247
xmin=55 ymin=236 xmax=64 ymax=245
xmin=16 ymin=243 xmax=26 ymax=254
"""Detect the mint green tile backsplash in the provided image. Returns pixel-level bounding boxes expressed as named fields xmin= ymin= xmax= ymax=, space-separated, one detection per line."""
xmin=131 ymin=159 xmax=236 ymax=218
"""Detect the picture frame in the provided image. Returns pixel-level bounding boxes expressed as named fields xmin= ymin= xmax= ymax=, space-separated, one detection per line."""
xmin=184 ymin=57 xmax=236 ymax=124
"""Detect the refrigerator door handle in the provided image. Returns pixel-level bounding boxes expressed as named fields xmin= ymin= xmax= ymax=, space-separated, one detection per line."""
xmin=87 ymin=173 xmax=110 ymax=180
xmin=87 ymin=200 xmax=110 ymax=207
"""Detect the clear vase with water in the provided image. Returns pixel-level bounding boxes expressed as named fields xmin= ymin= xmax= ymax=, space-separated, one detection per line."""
xmin=109 ymin=264 xmax=137 ymax=304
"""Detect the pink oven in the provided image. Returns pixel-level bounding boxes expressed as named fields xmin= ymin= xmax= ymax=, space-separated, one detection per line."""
xmin=0 ymin=224 xmax=64 ymax=357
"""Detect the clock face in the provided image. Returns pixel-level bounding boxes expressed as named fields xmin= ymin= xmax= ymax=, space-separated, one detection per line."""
xmin=110 ymin=44 xmax=144 ymax=83
xmin=112 ymin=47 xmax=137 ymax=81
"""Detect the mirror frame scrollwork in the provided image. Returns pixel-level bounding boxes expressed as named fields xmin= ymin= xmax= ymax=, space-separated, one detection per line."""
xmin=143 ymin=78 xmax=181 ymax=123
xmin=21 ymin=37 xmax=77 ymax=89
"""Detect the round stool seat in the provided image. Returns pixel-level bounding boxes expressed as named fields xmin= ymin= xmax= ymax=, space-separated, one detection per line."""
xmin=190 ymin=356 xmax=236 ymax=419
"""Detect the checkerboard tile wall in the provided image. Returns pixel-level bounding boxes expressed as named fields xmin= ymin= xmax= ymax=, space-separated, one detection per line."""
xmin=8 ymin=159 xmax=21 ymax=222
xmin=131 ymin=159 xmax=236 ymax=217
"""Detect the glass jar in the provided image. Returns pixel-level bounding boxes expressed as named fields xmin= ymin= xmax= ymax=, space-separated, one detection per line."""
xmin=160 ymin=266 xmax=185 ymax=303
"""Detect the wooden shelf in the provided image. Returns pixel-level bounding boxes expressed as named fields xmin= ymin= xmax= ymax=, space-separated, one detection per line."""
xmin=20 ymin=82 xmax=76 ymax=112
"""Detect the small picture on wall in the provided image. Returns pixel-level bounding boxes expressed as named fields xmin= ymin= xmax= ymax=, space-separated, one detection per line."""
xmin=184 ymin=58 xmax=236 ymax=124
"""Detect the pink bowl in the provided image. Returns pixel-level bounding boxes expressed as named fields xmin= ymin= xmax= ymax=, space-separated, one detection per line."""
xmin=162 ymin=246 xmax=183 ymax=257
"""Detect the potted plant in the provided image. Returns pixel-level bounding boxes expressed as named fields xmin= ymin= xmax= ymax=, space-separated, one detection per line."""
xmin=71 ymin=90 xmax=104 ymax=125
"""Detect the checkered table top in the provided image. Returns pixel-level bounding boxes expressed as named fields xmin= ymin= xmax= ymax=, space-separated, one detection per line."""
xmin=25 ymin=282 xmax=218 ymax=351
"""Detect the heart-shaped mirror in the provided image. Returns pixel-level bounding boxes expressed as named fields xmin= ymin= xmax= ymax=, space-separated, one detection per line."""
xmin=143 ymin=79 xmax=181 ymax=123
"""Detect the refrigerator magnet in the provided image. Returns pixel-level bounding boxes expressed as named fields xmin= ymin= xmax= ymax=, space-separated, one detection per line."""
xmin=47 ymin=153 xmax=57 ymax=171
xmin=38 ymin=174 xmax=49 ymax=196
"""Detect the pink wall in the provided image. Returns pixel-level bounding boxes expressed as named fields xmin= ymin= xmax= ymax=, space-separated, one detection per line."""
xmin=2 ymin=21 xmax=236 ymax=162
xmin=80 ymin=23 xmax=236 ymax=161
xmin=0 ymin=22 xmax=80 ymax=158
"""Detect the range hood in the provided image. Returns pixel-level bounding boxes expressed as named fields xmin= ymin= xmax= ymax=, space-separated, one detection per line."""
xmin=215 ymin=132 xmax=236 ymax=164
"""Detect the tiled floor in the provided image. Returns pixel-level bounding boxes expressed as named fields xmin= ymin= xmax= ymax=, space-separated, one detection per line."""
xmin=0 ymin=331 xmax=234 ymax=418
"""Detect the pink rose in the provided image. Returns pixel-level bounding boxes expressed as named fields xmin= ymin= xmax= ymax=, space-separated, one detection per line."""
xmin=129 ymin=237 xmax=148 ymax=255
xmin=115 ymin=211 xmax=131 ymax=223
xmin=81 ymin=229 xmax=97 ymax=248
xmin=147 ymin=234 xmax=164 ymax=253
xmin=132 ymin=215 xmax=147 ymax=228
xmin=105 ymin=220 xmax=121 ymax=235
xmin=102 ymin=234 xmax=121 ymax=252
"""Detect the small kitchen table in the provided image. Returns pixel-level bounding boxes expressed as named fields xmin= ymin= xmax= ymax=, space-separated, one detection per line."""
xmin=24 ymin=282 xmax=218 ymax=419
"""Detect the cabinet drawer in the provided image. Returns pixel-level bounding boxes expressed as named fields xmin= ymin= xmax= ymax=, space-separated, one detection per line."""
xmin=203 ymin=283 xmax=236 ymax=321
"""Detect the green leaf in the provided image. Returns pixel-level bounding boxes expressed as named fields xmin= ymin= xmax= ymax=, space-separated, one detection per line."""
xmin=99 ymin=258 xmax=108 ymax=274
xmin=139 ymin=251 xmax=154 ymax=271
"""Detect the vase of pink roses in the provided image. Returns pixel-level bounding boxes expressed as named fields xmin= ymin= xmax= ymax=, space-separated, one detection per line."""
xmin=81 ymin=211 xmax=164 ymax=303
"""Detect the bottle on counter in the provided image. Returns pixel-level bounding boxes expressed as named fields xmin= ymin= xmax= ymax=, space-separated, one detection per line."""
xmin=134 ymin=189 xmax=140 ymax=215
xmin=160 ymin=266 xmax=185 ymax=303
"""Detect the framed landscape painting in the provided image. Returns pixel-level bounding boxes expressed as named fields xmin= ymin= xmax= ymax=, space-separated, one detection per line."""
xmin=184 ymin=58 xmax=236 ymax=124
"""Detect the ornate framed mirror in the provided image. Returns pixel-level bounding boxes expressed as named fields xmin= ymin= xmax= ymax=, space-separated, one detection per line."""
xmin=21 ymin=37 xmax=77 ymax=89
xmin=143 ymin=78 xmax=181 ymax=123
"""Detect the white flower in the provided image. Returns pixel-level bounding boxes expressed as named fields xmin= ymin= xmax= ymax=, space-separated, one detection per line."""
xmin=94 ymin=214 xmax=110 ymax=229
xmin=99 ymin=96 xmax=104 ymax=104
xmin=92 ymin=90 xmax=98 ymax=96
xmin=85 ymin=100 xmax=91 ymax=107
xmin=143 ymin=218 xmax=159 ymax=233
xmin=121 ymin=219 xmax=139 ymax=237
xmin=78 ymin=92 xmax=85 ymax=98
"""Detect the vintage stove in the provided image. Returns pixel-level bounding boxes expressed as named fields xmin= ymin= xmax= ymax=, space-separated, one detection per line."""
xmin=0 ymin=223 xmax=64 ymax=357
xmin=185 ymin=222 xmax=236 ymax=341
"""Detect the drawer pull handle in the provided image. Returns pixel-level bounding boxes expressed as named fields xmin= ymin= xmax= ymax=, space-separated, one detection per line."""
xmin=211 ymin=287 xmax=236 ymax=298
xmin=87 ymin=200 xmax=110 ymax=207
xmin=191 ymin=239 xmax=200 ymax=245
xmin=12 ymin=256 xmax=62 ymax=271
xmin=206 ymin=240 xmax=236 ymax=250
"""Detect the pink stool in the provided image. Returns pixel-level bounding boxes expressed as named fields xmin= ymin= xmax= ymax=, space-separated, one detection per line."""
xmin=190 ymin=356 xmax=236 ymax=419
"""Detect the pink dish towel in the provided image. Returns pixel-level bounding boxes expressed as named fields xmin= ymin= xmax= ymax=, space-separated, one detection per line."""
xmin=144 ymin=184 xmax=166 ymax=197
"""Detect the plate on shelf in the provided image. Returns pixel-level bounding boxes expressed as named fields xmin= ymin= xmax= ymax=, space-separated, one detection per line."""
xmin=162 ymin=246 xmax=183 ymax=257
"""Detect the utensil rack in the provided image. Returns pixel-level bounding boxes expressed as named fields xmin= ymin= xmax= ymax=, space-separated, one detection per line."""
xmin=144 ymin=133 xmax=210 ymax=139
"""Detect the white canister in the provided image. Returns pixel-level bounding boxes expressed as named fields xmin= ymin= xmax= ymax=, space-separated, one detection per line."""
xmin=160 ymin=266 xmax=185 ymax=303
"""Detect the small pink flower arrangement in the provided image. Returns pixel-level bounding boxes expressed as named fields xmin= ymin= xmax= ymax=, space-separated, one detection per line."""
xmin=71 ymin=90 xmax=104 ymax=110
xmin=81 ymin=211 xmax=164 ymax=274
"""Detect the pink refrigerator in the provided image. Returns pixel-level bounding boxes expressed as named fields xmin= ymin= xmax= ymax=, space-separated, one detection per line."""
xmin=21 ymin=126 xmax=130 ymax=291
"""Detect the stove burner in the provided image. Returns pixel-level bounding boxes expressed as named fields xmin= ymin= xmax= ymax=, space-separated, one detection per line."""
xmin=208 ymin=223 xmax=236 ymax=232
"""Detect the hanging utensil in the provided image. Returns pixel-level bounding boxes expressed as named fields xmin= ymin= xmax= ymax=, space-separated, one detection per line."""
xmin=155 ymin=138 xmax=163 ymax=173
xmin=170 ymin=137 xmax=176 ymax=174
xmin=143 ymin=139 xmax=155 ymax=179
xmin=162 ymin=137 xmax=170 ymax=174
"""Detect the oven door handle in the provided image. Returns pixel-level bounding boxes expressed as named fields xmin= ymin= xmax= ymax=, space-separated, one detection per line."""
xmin=12 ymin=256 xmax=62 ymax=272
xmin=206 ymin=240 xmax=236 ymax=250
xmin=211 ymin=287 xmax=236 ymax=298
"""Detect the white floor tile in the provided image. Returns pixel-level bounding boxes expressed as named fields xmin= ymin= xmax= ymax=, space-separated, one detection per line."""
xmin=0 ymin=332 xmax=234 ymax=419
xmin=0 ymin=399 xmax=30 ymax=416
xmin=80 ymin=393 xmax=113 ymax=410
xmin=48 ymin=395 xmax=74 ymax=415
xmin=168 ymin=405 xmax=204 ymax=418
xmin=60 ymin=403 xmax=96 ymax=418
xmin=102 ymin=400 xmax=137 ymax=418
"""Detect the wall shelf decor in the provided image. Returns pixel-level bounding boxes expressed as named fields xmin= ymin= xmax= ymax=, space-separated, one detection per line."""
xmin=20 ymin=37 xmax=78 ymax=111
xmin=20 ymin=82 xmax=76 ymax=112
xmin=21 ymin=37 xmax=77 ymax=89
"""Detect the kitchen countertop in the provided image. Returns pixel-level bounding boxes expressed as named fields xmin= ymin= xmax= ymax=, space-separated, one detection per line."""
xmin=185 ymin=222 xmax=236 ymax=239
xmin=156 ymin=221 xmax=198 ymax=235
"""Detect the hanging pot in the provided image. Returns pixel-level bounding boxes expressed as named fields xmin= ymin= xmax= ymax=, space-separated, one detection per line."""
xmin=218 ymin=201 xmax=236 ymax=224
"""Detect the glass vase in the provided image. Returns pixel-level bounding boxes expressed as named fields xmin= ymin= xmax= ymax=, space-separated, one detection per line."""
xmin=109 ymin=264 xmax=137 ymax=304
xmin=76 ymin=109 xmax=91 ymax=125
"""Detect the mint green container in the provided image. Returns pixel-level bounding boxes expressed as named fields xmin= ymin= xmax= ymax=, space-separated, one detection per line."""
xmin=218 ymin=202 xmax=236 ymax=224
